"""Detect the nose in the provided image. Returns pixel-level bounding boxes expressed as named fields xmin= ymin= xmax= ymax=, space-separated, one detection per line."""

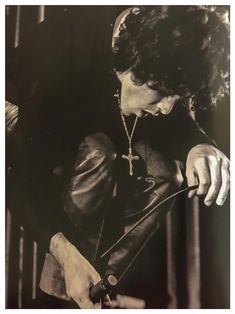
xmin=157 ymin=96 xmax=180 ymax=115
xmin=157 ymin=102 xmax=173 ymax=115
xmin=147 ymin=111 xmax=160 ymax=117
xmin=144 ymin=108 xmax=160 ymax=117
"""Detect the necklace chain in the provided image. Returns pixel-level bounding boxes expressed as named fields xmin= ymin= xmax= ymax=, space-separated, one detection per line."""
xmin=120 ymin=110 xmax=138 ymax=145
xmin=115 ymin=90 xmax=138 ymax=144
xmin=115 ymin=89 xmax=139 ymax=176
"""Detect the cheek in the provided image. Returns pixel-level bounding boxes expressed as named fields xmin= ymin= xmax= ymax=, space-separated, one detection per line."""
xmin=121 ymin=90 xmax=145 ymax=110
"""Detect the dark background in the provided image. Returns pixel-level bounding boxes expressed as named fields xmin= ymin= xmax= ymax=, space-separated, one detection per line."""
xmin=6 ymin=5 xmax=230 ymax=309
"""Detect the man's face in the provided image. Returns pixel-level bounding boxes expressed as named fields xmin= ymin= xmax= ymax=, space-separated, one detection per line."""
xmin=118 ymin=71 xmax=180 ymax=117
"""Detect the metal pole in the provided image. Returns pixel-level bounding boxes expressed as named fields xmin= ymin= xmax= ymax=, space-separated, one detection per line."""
xmin=37 ymin=6 xmax=45 ymax=24
xmin=14 ymin=6 xmax=21 ymax=48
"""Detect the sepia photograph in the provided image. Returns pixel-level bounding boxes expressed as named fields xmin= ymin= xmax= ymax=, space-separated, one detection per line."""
xmin=5 ymin=4 xmax=230 ymax=309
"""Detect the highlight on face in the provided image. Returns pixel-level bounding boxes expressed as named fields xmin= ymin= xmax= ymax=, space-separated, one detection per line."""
xmin=117 ymin=71 xmax=180 ymax=117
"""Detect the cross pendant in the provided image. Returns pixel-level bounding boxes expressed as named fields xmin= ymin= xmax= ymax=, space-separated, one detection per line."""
xmin=122 ymin=148 xmax=139 ymax=176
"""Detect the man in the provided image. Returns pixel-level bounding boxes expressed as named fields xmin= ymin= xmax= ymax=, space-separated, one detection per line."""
xmin=7 ymin=5 xmax=230 ymax=309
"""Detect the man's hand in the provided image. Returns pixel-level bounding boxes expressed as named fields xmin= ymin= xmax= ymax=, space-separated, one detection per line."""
xmin=50 ymin=232 xmax=101 ymax=309
xmin=186 ymin=144 xmax=230 ymax=206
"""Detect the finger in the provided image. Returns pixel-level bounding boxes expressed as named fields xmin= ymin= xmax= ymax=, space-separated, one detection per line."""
xmin=216 ymin=161 xmax=230 ymax=206
xmin=194 ymin=157 xmax=210 ymax=196
xmin=71 ymin=286 xmax=98 ymax=309
xmin=104 ymin=299 xmax=118 ymax=308
xmin=204 ymin=157 xmax=221 ymax=206
xmin=186 ymin=170 xmax=198 ymax=198
xmin=77 ymin=297 xmax=98 ymax=309
xmin=77 ymin=289 xmax=102 ymax=309
xmin=94 ymin=302 xmax=102 ymax=309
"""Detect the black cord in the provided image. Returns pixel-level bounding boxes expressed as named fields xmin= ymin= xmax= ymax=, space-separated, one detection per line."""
xmin=95 ymin=184 xmax=199 ymax=263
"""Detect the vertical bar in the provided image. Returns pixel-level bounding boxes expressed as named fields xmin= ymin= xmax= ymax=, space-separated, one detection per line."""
xmin=37 ymin=5 xmax=45 ymax=24
xmin=185 ymin=99 xmax=201 ymax=308
xmin=166 ymin=211 xmax=177 ymax=308
xmin=34 ymin=244 xmax=44 ymax=307
xmin=18 ymin=226 xmax=24 ymax=309
xmin=20 ymin=6 xmax=38 ymax=45
xmin=22 ymin=234 xmax=34 ymax=308
xmin=5 ymin=210 xmax=12 ymax=305
xmin=7 ymin=216 xmax=20 ymax=308
xmin=185 ymin=198 xmax=201 ymax=308
xmin=6 ymin=6 xmax=17 ymax=49
xmin=14 ymin=5 xmax=21 ymax=48
xmin=6 ymin=6 xmax=10 ymax=16
xmin=32 ymin=242 xmax=38 ymax=300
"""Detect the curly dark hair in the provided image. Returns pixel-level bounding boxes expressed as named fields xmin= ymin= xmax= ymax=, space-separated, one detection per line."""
xmin=113 ymin=6 xmax=229 ymax=110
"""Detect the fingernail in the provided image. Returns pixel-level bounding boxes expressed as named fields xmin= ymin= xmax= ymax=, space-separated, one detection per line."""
xmin=216 ymin=199 xmax=224 ymax=206
xmin=205 ymin=200 xmax=212 ymax=206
